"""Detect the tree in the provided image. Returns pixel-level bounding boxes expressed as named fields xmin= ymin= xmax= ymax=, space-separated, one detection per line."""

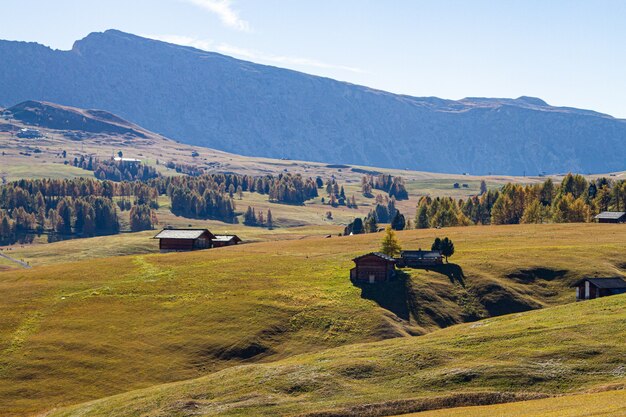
xmin=440 ymin=237 xmax=455 ymax=262
xmin=391 ymin=211 xmax=406 ymax=230
xmin=480 ymin=180 xmax=488 ymax=195
xmin=351 ymin=217 xmax=364 ymax=234
xmin=416 ymin=205 xmax=429 ymax=229
xmin=431 ymin=237 xmax=442 ymax=251
xmin=365 ymin=215 xmax=378 ymax=233
xmin=117 ymin=151 xmax=123 ymax=158
xmin=266 ymin=209 xmax=273 ymax=229
xmin=380 ymin=225 xmax=402 ymax=257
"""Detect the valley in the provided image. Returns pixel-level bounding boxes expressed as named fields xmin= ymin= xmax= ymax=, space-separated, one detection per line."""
xmin=1 ymin=223 xmax=626 ymax=416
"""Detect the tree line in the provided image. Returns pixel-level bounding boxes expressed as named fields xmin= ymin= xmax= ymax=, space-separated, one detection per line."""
xmin=0 ymin=178 xmax=159 ymax=245
xmin=361 ymin=174 xmax=409 ymax=200
xmin=415 ymin=174 xmax=626 ymax=228
xmin=72 ymin=155 xmax=160 ymax=182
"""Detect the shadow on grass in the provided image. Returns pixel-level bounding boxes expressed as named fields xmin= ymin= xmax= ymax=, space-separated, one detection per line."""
xmin=354 ymin=265 xmax=466 ymax=321
xmin=356 ymin=271 xmax=416 ymax=321
xmin=419 ymin=263 xmax=466 ymax=287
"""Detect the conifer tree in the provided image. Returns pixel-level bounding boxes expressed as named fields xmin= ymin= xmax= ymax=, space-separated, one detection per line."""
xmin=380 ymin=225 xmax=402 ymax=257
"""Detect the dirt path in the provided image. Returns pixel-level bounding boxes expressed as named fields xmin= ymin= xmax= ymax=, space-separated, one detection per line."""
xmin=0 ymin=252 xmax=31 ymax=269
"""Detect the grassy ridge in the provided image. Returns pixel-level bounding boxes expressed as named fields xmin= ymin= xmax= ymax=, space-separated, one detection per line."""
xmin=1 ymin=223 xmax=625 ymax=416
xmin=397 ymin=389 xmax=626 ymax=417
xmin=47 ymin=291 xmax=626 ymax=417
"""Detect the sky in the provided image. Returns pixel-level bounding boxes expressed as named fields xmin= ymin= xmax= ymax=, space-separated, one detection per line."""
xmin=2 ymin=0 xmax=625 ymax=117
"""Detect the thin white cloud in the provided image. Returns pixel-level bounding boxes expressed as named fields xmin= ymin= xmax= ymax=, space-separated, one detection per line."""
xmin=184 ymin=0 xmax=250 ymax=32
xmin=146 ymin=34 xmax=214 ymax=51
xmin=216 ymin=43 xmax=366 ymax=74
xmin=145 ymin=34 xmax=366 ymax=74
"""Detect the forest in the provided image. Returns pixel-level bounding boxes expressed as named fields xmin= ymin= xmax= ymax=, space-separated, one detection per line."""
xmin=0 ymin=178 xmax=159 ymax=245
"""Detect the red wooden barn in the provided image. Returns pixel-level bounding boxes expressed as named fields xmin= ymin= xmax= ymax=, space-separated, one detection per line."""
xmin=350 ymin=252 xmax=396 ymax=283
xmin=154 ymin=228 xmax=215 ymax=252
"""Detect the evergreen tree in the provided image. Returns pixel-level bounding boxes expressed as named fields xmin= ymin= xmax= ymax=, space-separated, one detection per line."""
xmin=365 ymin=215 xmax=378 ymax=233
xmin=416 ymin=205 xmax=429 ymax=229
xmin=391 ymin=211 xmax=406 ymax=230
xmin=431 ymin=237 xmax=442 ymax=251
xmin=267 ymin=209 xmax=273 ymax=229
xmin=480 ymin=180 xmax=488 ymax=195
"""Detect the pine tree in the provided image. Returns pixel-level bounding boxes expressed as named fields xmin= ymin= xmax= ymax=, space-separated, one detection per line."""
xmin=391 ymin=211 xmax=406 ymax=230
xmin=480 ymin=180 xmax=488 ymax=195
xmin=416 ymin=205 xmax=429 ymax=229
xmin=365 ymin=215 xmax=378 ymax=233
xmin=266 ymin=209 xmax=273 ymax=229
xmin=380 ymin=225 xmax=402 ymax=257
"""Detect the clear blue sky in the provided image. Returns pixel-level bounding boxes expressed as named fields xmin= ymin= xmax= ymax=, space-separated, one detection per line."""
xmin=2 ymin=0 xmax=625 ymax=117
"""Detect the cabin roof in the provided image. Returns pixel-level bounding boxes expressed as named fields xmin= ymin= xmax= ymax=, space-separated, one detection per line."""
xmin=213 ymin=235 xmax=241 ymax=242
xmin=594 ymin=211 xmax=626 ymax=220
xmin=353 ymin=252 xmax=396 ymax=263
xmin=154 ymin=229 xmax=214 ymax=240
xmin=401 ymin=250 xmax=442 ymax=259
xmin=573 ymin=277 xmax=626 ymax=289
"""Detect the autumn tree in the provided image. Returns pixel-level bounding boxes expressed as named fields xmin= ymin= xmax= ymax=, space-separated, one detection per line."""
xmin=380 ymin=225 xmax=402 ymax=257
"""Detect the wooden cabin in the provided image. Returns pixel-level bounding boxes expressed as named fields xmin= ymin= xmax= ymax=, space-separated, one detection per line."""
xmin=396 ymin=250 xmax=443 ymax=267
xmin=212 ymin=235 xmax=242 ymax=248
xmin=350 ymin=252 xmax=396 ymax=283
xmin=594 ymin=211 xmax=626 ymax=223
xmin=573 ymin=277 xmax=626 ymax=301
xmin=154 ymin=228 xmax=215 ymax=252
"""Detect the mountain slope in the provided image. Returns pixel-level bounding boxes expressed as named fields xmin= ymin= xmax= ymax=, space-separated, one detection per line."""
xmin=45 ymin=290 xmax=626 ymax=417
xmin=1 ymin=223 xmax=626 ymax=416
xmin=1 ymin=30 xmax=625 ymax=175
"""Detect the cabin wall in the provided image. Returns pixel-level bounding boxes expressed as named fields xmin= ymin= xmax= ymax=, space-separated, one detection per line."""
xmin=159 ymin=238 xmax=195 ymax=251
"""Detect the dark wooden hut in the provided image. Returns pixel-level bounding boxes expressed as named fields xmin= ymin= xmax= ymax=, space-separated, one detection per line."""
xmin=573 ymin=277 xmax=626 ymax=301
xmin=594 ymin=212 xmax=626 ymax=223
xmin=154 ymin=228 xmax=215 ymax=252
xmin=350 ymin=252 xmax=396 ymax=283
xmin=396 ymin=250 xmax=443 ymax=267
xmin=211 ymin=235 xmax=242 ymax=248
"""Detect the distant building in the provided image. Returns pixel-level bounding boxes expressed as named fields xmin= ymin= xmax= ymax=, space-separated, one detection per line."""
xmin=573 ymin=277 xmax=626 ymax=301
xmin=114 ymin=157 xmax=141 ymax=164
xmin=212 ymin=235 xmax=242 ymax=248
xmin=594 ymin=211 xmax=626 ymax=223
xmin=16 ymin=128 xmax=42 ymax=138
xmin=396 ymin=250 xmax=443 ymax=267
xmin=154 ymin=228 xmax=215 ymax=252
xmin=350 ymin=252 xmax=396 ymax=283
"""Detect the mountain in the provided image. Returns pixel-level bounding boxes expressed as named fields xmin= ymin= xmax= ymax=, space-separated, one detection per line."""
xmin=1 ymin=29 xmax=625 ymax=175
xmin=5 ymin=100 xmax=148 ymax=138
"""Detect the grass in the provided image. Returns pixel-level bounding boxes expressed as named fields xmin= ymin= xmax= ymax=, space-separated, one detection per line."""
xmin=1 ymin=223 xmax=625 ymax=416
xmin=396 ymin=389 xmax=626 ymax=417
xmin=46 ymin=290 xmax=626 ymax=417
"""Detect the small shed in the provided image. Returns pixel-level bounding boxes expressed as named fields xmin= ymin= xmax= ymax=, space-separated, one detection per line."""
xmin=573 ymin=277 xmax=626 ymax=301
xmin=594 ymin=212 xmax=626 ymax=223
xmin=397 ymin=250 xmax=443 ymax=267
xmin=212 ymin=235 xmax=242 ymax=248
xmin=154 ymin=228 xmax=215 ymax=252
xmin=350 ymin=252 xmax=396 ymax=283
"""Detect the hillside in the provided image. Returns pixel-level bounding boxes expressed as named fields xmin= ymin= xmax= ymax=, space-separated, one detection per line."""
xmin=1 ymin=223 xmax=625 ymax=416
xmin=44 ymin=285 xmax=626 ymax=417
xmin=1 ymin=30 xmax=626 ymax=175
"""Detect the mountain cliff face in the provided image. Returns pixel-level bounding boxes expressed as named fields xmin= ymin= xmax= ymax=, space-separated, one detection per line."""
xmin=1 ymin=29 xmax=624 ymax=174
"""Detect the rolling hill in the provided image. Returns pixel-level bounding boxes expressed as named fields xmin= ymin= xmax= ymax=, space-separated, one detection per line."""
xmin=1 ymin=30 xmax=626 ymax=175
xmin=42 ymin=280 xmax=626 ymax=417
xmin=1 ymin=223 xmax=626 ymax=416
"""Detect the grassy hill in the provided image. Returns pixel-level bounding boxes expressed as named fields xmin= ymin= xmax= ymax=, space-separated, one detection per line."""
xmin=45 ymin=285 xmax=626 ymax=417
xmin=1 ymin=223 xmax=625 ymax=416
xmin=397 ymin=389 xmax=626 ymax=417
